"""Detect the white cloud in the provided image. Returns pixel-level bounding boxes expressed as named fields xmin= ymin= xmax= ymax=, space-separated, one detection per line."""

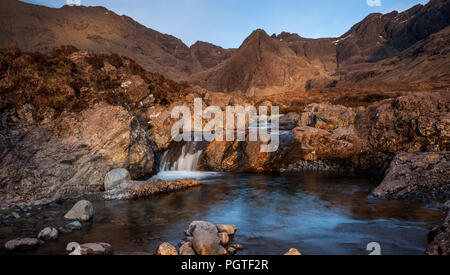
xmin=66 ymin=0 xmax=81 ymax=6
xmin=366 ymin=0 xmax=381 ymax=7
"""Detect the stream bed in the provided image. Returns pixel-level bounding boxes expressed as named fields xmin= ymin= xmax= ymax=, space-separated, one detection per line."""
xmin=0 ymin=172 xmax=442 ymax=255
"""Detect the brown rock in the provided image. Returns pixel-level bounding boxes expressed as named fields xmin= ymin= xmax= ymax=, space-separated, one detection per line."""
xmin=156 ymin=242 xmax=178 ymax=255
xmin=284 ymin=248 xmax=302 ymax=255
xmin=216 ymin=224 xmax=237 ymax=235
xmin=218 ymin=245 xmax=228 ymax=255
xmin=218 ymin=232 xmax=230 ymax=246
xmin=179 ymin=242 xmax=196 ymax=255
xmin=192 ymin=231 xmax=220 ymax=255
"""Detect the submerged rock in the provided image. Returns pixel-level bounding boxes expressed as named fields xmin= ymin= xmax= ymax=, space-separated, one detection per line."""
xmin=64 ymin=200 xmax=94 ymax=221
xmin=38 ymin=227 xmax=59 ymax=241
xmin=59 ymin=221 xmax=82 ymax=234
xmin=373 ymin=152 xmax=450 ymax=198
xmin=156 ymin=242 xmax=178 ymax=255
xmin=104 ymin=168 xmax=131 ymax=191
xmin=5 ymin=238 xmax=41 ymax=251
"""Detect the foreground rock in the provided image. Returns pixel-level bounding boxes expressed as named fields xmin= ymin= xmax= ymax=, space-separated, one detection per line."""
xmin=179 ymin=242 xmax=196 ymax=255
xmin=69 ymin=243 xmax=113 ymax=255
xmin=284 ymin=248 xmax=302 ymax=255
xmin=104 ymin=179 xmax=201 ymax=200
xmin=158 ymin=222 xmax=243 ymax=256
xmin=426 ymin=201 xmax=450 ymax=255
xmin=373 ymin=152 xmax=450 ymax=198
xmin=37 ymin=227 xmax=59 ymax=241
xmin=104 ymin=168 xmax=131 ymax=191
xmin=5 ymin=238 xmax=41 ymax=251
xmin=187 ymin=221 xmax=218 ymax=236
xmin=192 ymin=231 xmax=221 ymax=255
xmin=64 ymin=200 xmax=94 ymax=221
xmin=59 ymin=221 xmax=82 ymax=234
xmin=156 ymin=242 xmax=178 ymax=255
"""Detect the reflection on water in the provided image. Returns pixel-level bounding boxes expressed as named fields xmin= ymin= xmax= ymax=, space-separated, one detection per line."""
xmin=0 ymin=172 xmax=442 ymax=255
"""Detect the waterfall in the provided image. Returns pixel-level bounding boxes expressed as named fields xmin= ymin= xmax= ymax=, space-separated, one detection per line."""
xmin=160 ymin=141 xmax=206 ymax=171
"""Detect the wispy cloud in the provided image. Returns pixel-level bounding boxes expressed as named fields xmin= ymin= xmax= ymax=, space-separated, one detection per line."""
xmin=366 ymin=0 xmax=382 ymax=7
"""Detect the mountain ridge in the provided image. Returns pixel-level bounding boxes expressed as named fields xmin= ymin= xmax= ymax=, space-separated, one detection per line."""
xmin=0 ymin=0 xmax=449 ymax=95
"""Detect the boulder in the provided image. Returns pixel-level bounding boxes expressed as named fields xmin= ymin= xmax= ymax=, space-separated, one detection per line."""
xmin=156 ymin=242 xmax=178 ymax=255
xmin=216 ymin=224 xmax=237 ymax=235
xmin=373 ymin=152 xmax=450 ymax=198
xmin=192 ymin=231 xmax=220 ymax=255
xmin=188 ymin=221 xmax=218 ymax=236
xmin=284 ymin=248 xmax=302 ymax=255
xmin=179 ymin=242 xmax=196 ymax=255
xmin=37 ymin=227 xmax=59 ymax=241
xmin=5 ymin=238 xmax=40 ymax=251
xmin=64 ymin=200 xmax=94 ymax=221
xmin=104 ymin=168 xmax=131 ymax=191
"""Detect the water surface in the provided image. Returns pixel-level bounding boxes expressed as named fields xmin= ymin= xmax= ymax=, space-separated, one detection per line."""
xmin=0 ymin=172 xmax=441 ymax=255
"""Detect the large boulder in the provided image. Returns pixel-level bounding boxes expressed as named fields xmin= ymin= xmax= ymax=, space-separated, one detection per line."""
xmin=192 ymin=231 xmax=220 ymax=255
xmin=64 ymin=200 xmax=94 ymax=221
xmin=0 ymin=103 xmax=155 ymax=206
xmin=5 ymin=238 xmax=40 ymax=251
xmin=187 ymin=221 xmax=218 ymax=236
xmin=373 ymin=152 xmax=450 ymax=198
xmin=104 ymin=168 xmax=131 ymax=191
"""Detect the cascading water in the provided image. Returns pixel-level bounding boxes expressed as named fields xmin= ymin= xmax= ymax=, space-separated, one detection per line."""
xmin=155 ymin=141 xmax=211 ymax=180
xmin=159 ymin=141 xmax=205 ymax=171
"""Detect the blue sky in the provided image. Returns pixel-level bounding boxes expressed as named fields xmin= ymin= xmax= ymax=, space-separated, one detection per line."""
xmin=23 ymin=0 xmax=429 ymax=48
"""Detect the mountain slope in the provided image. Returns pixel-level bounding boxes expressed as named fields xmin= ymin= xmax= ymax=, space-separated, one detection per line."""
xmin=0 ymin=0 xmax=233 ymax=80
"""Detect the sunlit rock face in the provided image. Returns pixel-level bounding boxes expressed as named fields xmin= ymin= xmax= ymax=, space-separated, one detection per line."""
xmin=0 ymin=103 xmax=155 ymax=206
